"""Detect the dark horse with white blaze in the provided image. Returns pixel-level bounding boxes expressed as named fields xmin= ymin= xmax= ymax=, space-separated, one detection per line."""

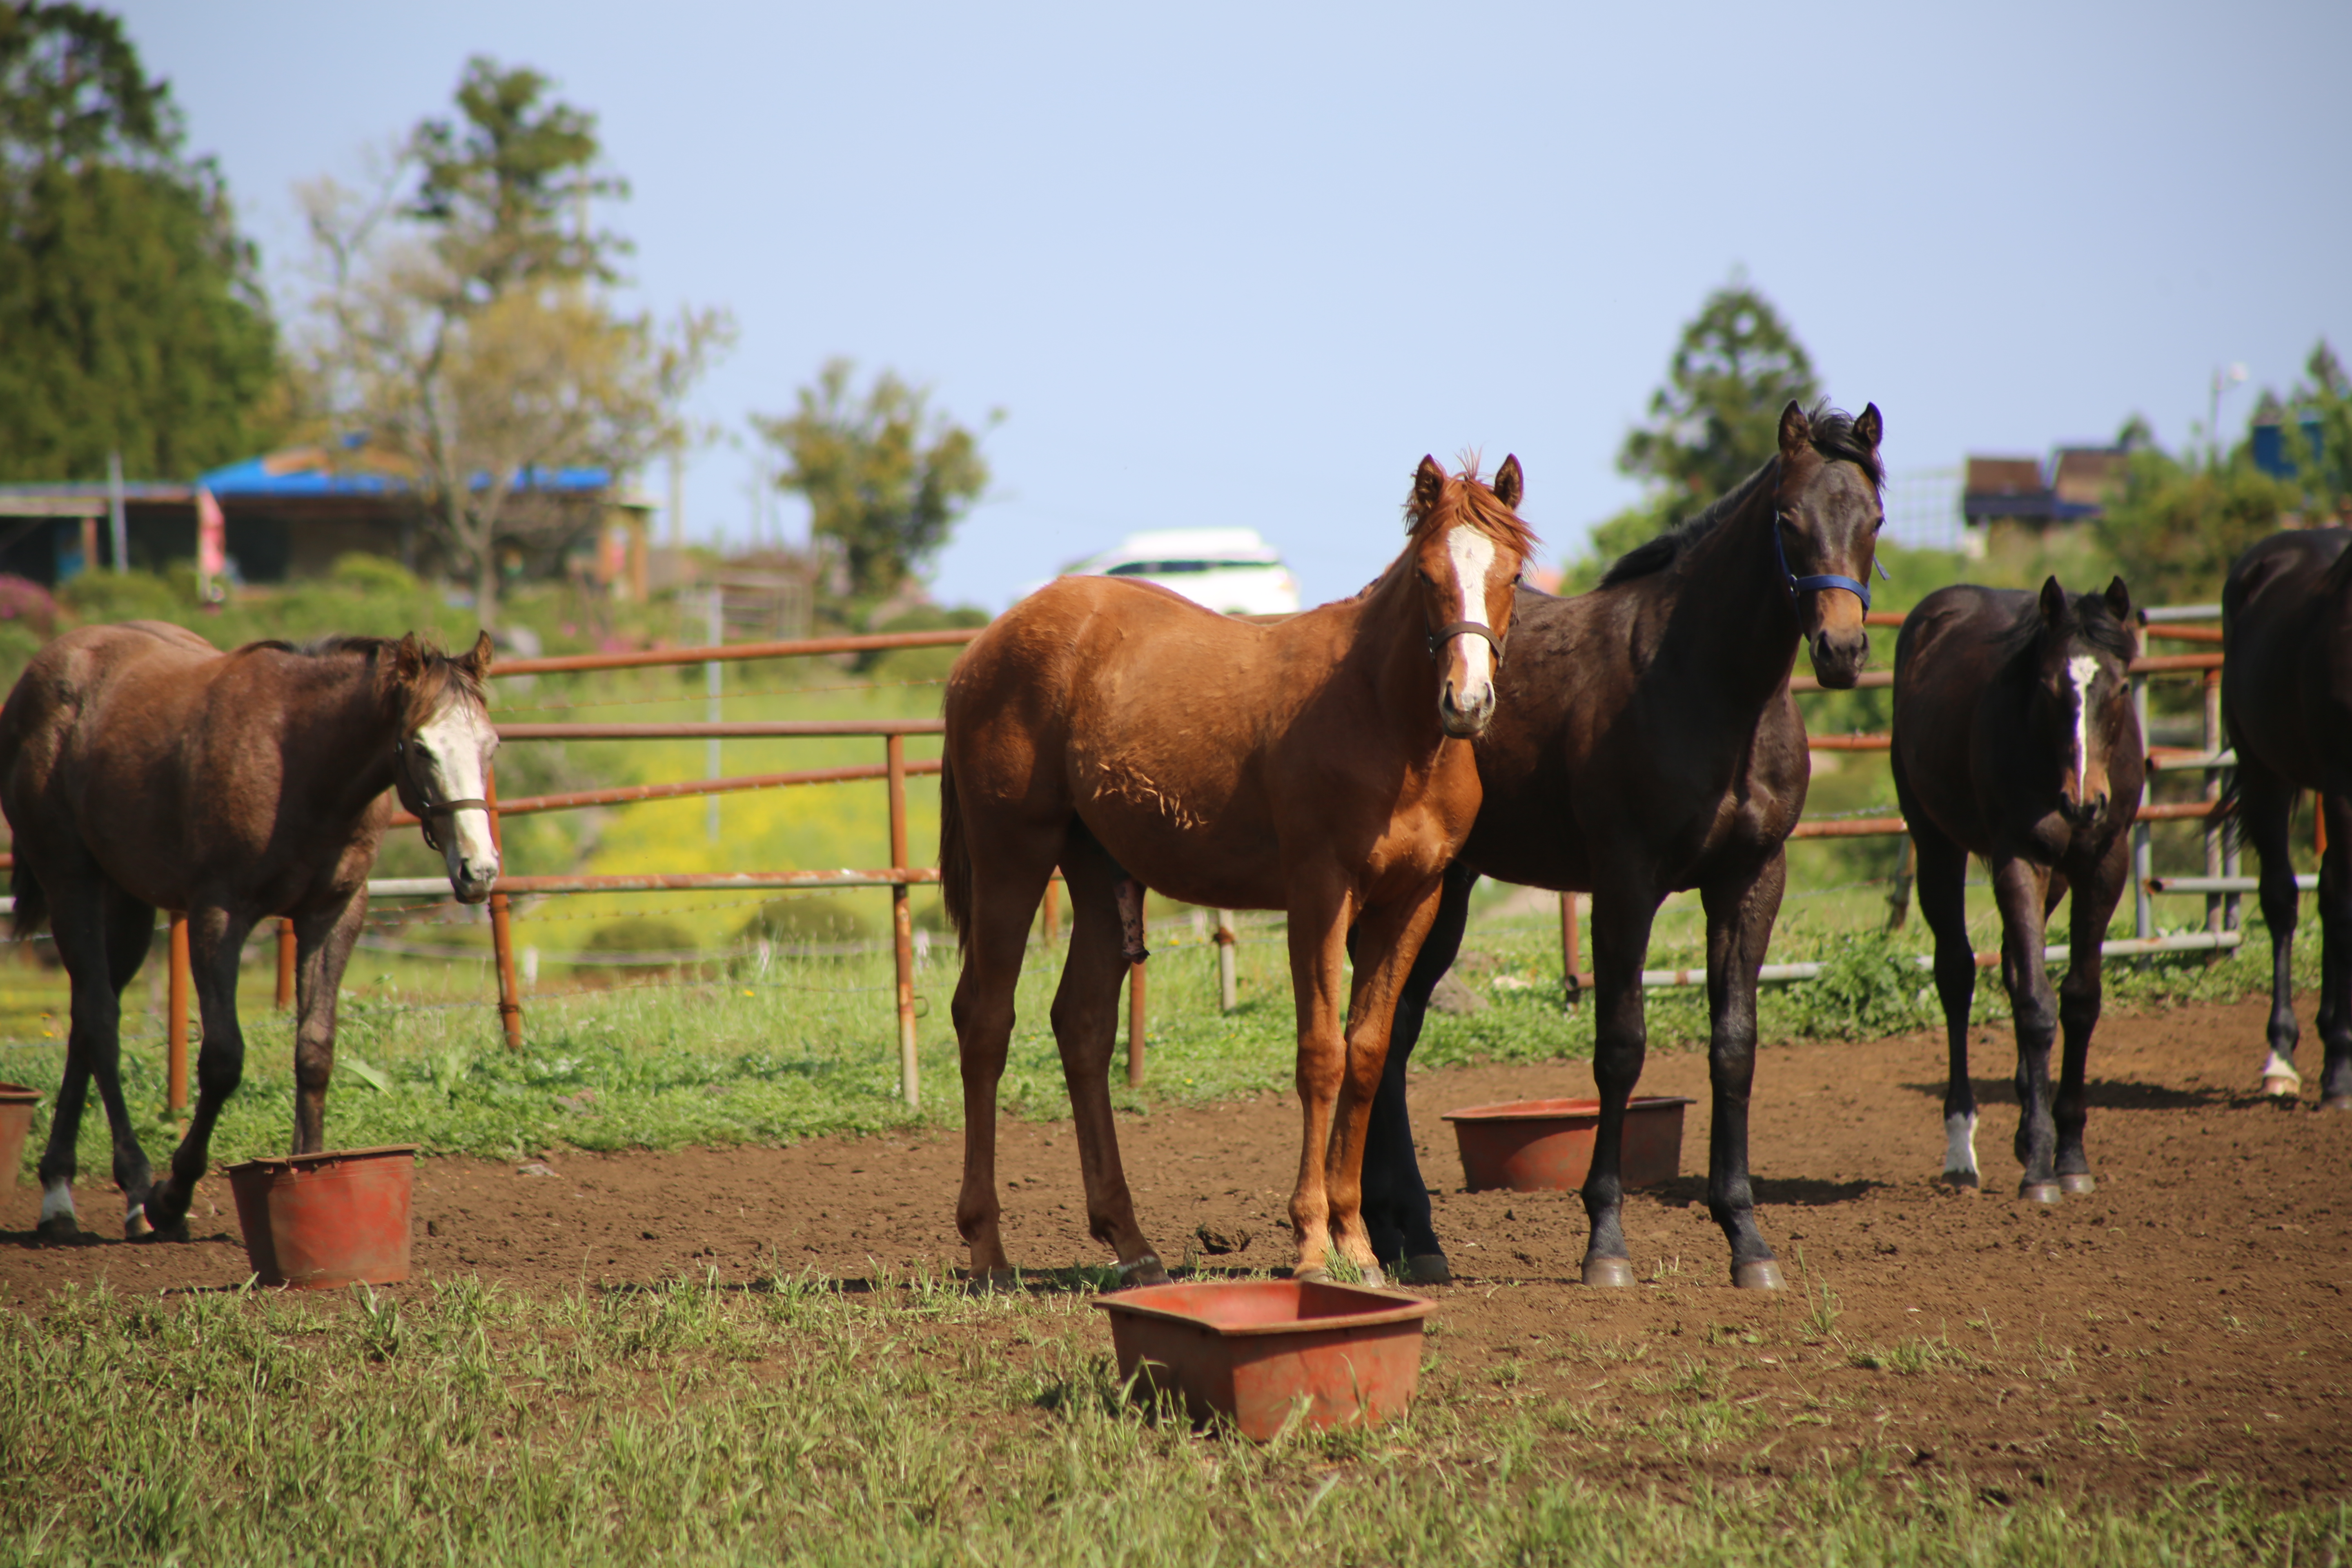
xmin=2221 ymin=530 xmax=2352 ymax=1110
xmin=941 ymin=457 xmax=1534 ymax=1287
xmin=1359 ymin=402 xmax=1884 ymax=1289
xmin=0 ymin=624 xmax=501 ymax=1239
xmin=1891 ymin=579 xmax=2144 ymax=1199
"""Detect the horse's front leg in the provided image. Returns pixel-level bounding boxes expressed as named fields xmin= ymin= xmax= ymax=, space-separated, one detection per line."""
xmin=146 ymin=905 xmax=257 ymax=1236
xmin=1988 ymin=857 xmax=2062 ymax=1202
xmin=1906 ymin=818 xmax=1981 ymax=1186
xmin=1325 ymin=879 xmax=1448 ymax=1287
xmin=1580 ymin=886 xmax=1661 ymax=1287
xmin=1359 ymin=860 xmax=1476 ymax=1283
xmin=2055 ymin=832 xmax=2131 ymax=1190
xmin=1283 ymin=882 xmax=1354 ymax=1281
xmin=1702 ymin=851 xmax=1788 ymax=1289
xmin=290 ymin=892 xmax=369 ymax=1154
xmin=2314 ymin=793 xmax=2352 ymax=1111
xmin=2239 ymin=762 xmax=2304 ymax=1094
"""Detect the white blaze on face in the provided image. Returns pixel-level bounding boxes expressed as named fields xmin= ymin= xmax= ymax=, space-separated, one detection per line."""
xmin=417 ymin=694 xmax=501 ymax=886
xmin=1445 ymin=525 xmax=1498 ymax=704
xmin=2067 ymin=655 xmax=2100 ymax=803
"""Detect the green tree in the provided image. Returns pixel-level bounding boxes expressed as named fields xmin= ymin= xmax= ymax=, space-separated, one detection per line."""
xmin=2097 ymin=435 xmax=2287 ymax=607
xmin=753 ymin=359 xmax=997 ymax=623
xmin=2276 ymin=339 xmax=2351 ymax=526
xmin=1617 ymin=279 xmax=1822 ymax=529
xmin=0 ymin=3 xmax=280 ymax=481
xmin=296 ymin=58 xmax=727 ymax=621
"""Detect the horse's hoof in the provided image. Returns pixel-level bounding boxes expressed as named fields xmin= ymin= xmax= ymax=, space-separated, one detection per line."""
xmin=1292 ymin=1266 xmax=1332 ymax=1285
xmin=1580 ymin=1256 xmax=1636 ymax=1288
xmin=1732 ymin=1260 xmax=1786 ymax=1291
xmin=964 ymin=1268 xmax=1022 ymax=1295
xmin=123 ymin=1205 xmax=153 ymax=1240
xmin=1939 ymin=1170 xmax=1980 ymax=1191
xmin=2321 ymin=1095 xmax=2352 ymax=1113
xmin=1401 ymin=1254 xmax=1453 ymax=1285
xmin=2058 ymin=1173 xmax=2097 ymax=1195
xmin=133 ymin=1215 xmax=190 ymax=1244
xmin=2019 ymin=1182 xmax=2062 ymax=1205
xmin=1357 ymin=1261 xmax=1387 ymax=1290
xmin=1114 ymin=1254 xmax=1171 ymax=1289
xmin=36 ymin=1214 xmax=81 ymax=1244
xmin=2263 ymin=1074 xmax=2303 ymax=1098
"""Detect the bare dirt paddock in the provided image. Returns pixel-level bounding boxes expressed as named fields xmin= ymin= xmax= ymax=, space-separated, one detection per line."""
xmin=6 ymin=994 xmax=2350 ymax=1505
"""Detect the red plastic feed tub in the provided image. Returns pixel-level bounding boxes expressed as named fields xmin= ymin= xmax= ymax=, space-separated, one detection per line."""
xmin=0 ymin=1082 xmax=36 ymax=1189
xmin=226 ymin=1145 xmax=417 ymax=1289
xmin=1442 ymin=1096 xmax=1693 ymax=1192
xmin=1093 ymin=1278 xmax=1435 ymax=1440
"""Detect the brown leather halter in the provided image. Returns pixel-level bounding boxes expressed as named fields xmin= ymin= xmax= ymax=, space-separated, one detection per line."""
xmin=392 ymin=737 xmax=490 ymax=855
xmin=1428 ymin=621 xmax=1505 ymax=666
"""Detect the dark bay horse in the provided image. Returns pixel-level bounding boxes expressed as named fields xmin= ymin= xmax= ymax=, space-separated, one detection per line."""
xmin=0 ymin=625 xmax=500 ymax=1239
xmin=2221 ymin=530 xmax=2352 ymax=1109
xmin=1891 ymin=578 xmax=2143 ymax=1199
xmin=940 ymin=457 xmax=1535 ymax=1286
xmin=1360 ymin=401 xmax=1883 ymax=1289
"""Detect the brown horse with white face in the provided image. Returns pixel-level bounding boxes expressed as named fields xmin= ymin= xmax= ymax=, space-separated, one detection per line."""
xmin=0 ymin=624 xmax=499 ymax=1240
xmin=940 ymin=456 xmax=1535 ymax=1286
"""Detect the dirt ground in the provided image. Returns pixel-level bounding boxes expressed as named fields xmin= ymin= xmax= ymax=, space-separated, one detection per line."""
xmin=6 ymin=994 xmax=2350 ymax=1501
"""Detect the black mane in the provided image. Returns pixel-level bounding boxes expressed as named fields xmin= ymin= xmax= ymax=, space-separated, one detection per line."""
xmin=1599 ymin=403 xmax=1885 ymax=589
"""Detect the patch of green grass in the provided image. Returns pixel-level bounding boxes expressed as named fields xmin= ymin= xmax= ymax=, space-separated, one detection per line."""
xmin=0 ymin=1278 xmax=2341 ymax=1566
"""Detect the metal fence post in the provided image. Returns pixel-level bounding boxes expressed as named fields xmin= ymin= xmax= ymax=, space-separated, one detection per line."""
xmin=486 ymin=767 xmax=525 ymax=1051
xmin=1214 ymin=909 xmax=1238 ymax=1013
xmin=887 ymin=734 xmax=920 ymax=1109
xmin=166 ymin=913 xmax=189 ymax=1118
xmin=276 ymin=917 xmax=296 ymax=1010
xmin=2132 ymin=673 xmax=2154 ymax=944
xmin=2203 ymin=672 xmax=2223 ymax=940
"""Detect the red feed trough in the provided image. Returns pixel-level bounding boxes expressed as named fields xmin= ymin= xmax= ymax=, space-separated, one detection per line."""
xmin=1443 ymin=1096 xmax=1693 ymax=1192
xmin=226 ymin=1145 xmax=418 ymax=1289
xmin=1093 ymin=1278 xmax=1434 ymax=1440
xmin=0 ymin=1082 xmax=36 ymax=1188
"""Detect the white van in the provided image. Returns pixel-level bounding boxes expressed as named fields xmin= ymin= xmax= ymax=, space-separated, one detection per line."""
xmin=1058 ymin=528 xmax=1301 ymax=616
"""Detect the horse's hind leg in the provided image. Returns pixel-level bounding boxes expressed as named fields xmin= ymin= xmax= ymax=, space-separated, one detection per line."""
xmin=1045 ymin=833 xmax=1165 ymax=1284
xmin=1359 ymin=860 xmax=1475 ymax=1283
xmin=1579 ymin=882 xmax=1662 ymax=1287
xmin=1701 ymin=851 xmax=1788 ymax=1289
xmin=2053 ymin=832 xmax=2129 ymax=1192
xmin=2314 ymin=792 xmax=2352 ymax=1110
xmin=144 ymin=905 xmax=256 ymax=1237
xmin=1909 ymin=822 xmax=1980 ymax=1187
xmin=950 ymin=836 xmax=1056 ymax=1286
xmin=2239 ymin=761 xmax=2304 ymax=1094
xmin=35 ymin=877 xmax=154 ymax=1239
xmin=290 ymin=893 xmax=369 ymax=1154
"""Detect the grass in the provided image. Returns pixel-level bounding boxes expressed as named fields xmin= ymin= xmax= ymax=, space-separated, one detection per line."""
xmin=0 ymin=1273 xmax=2344 ymax=1566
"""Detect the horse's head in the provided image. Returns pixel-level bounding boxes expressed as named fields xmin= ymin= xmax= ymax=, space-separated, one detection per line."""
xmin=1773 ymin=400 xmax=1885 ymax=689
xmin=2025 ymin=575 xmax=2137 ymax=829
xmin=1405 ymin=453 xmax=1537 ymax=738
xmin=390 ymin=631 xmax=501 ymax=903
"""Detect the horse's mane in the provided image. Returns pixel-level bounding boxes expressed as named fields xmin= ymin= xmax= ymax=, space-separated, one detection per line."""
xmin=1991 ymin=589 xmax=2138 ymax=670
xmin=1599 ymin=403 xmax=1885 ymax=589
xmin=1404 ymin=454 xmax=1539 ymax=561
xmin=233 ymin=633 xmax=488 ymax=725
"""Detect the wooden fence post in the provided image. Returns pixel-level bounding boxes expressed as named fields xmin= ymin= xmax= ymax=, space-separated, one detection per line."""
xmin=888 ymin=735 xmax=920 ymax=1109
xmin=1214 ymin=909 xmax=1238 ymax=1012
xmin=166 ymin=913 xmax=189 ymax=1118
xmin=486 ymin=768 xmax=524 ymax=1051
xmin=1127 ymin=959 xmax=1147 ymax=1087
xmin=276 ymin=917 xmax=296 ymax=1010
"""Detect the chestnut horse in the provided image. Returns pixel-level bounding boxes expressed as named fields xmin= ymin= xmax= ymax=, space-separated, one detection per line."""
xmin=0 ymin=625 xmax=501 ymax=1239
xmin=2221 ymin=530 xmax=2352 ymax=1109
xmin=1359 ymin=401 xmax=1883 ymax=1289
xmin=940 ymin=456 xmax=1535 ymax=1286
xmin=1891 ymin=578 xmax=2143 ymax=1199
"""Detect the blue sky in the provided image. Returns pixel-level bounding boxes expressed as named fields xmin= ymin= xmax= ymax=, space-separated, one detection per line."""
xmin=122 ymin=1 xmax=2351 ymax=609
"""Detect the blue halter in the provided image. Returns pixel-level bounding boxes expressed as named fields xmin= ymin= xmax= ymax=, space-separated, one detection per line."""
xmin=1773 ymin=513 xmax=1886 ymax=610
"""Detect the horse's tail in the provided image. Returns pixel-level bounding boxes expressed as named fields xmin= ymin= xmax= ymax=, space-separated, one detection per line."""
xmin=938 ymin=756 xmax=973 ymax=952
xmin=11 ymin=860 xmax=45 ymax=942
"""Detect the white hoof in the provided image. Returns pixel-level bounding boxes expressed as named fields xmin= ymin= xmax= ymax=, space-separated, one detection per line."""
xmin=2261 ymin=1052 xmax=2302 ymax=1096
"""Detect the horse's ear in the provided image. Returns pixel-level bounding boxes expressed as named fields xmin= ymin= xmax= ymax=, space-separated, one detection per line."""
xmin=1777 ymin=401 xmax=1811 ymax=458
xmin=466 ymin=629 xmax=494 ymax=679
xmin=393 ymin=632 xmax=425 ymax=686
xmin=2103 ymin=575 xmax=2132 ymax=624
xmin=1492 ymin=454 xmax=1524 ymax=511
xmin=2038 ymin=576 xmax=2070 ymax=625
xmin=1854 ymin=402 xmax=1884 ymax=451
xmin=1408 ymin=455 xmax=1446 ymax=526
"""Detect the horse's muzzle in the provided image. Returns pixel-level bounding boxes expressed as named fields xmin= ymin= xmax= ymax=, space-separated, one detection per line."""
xmin=1807 ymin=627 xmax=1870 ymax=690
xmin=2063 ymin=793 xmax=2109 ymax=829
xmin=449 ymin=855 xmax=500 ymax=905
xmin=1439 ymin=684 xmax=1495 ymax=738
